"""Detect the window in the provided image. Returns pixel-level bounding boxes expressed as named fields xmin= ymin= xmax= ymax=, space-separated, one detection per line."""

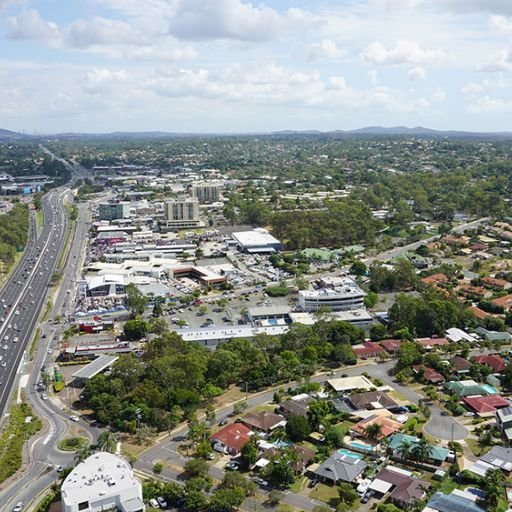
xmin=78 ymin=501 xmax=89 ymax=511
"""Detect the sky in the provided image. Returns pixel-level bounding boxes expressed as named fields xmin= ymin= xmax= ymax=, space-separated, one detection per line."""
xmin=2 ymin=0 xmax=512 ymax=133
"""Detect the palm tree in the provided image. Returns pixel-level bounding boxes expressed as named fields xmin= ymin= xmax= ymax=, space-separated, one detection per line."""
xmin=483 ymin=468 xmax=505 ymax=508
xmin=364 ymin=423 xmax=383 ymax=442
xmin=397 ymin=440 xmax=412 ymax=461
xmin=94 ymin=431 xmax=118 ymax=453
xmin=74 ymin=444 xmax=92 ymax=464
xmin=411 ymin=438 xmax=432 ymax=463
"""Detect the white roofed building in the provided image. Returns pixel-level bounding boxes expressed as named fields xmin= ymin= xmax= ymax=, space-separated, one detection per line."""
xmin=231 ymin=229 xmax=282 ymax=253
xmin=61 ymin=452 xmax=144 ymax=512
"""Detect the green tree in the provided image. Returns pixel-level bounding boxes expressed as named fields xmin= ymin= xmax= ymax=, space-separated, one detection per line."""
xmin=268 ymin=489 xmax=284 ymax=506
xmin=94 ymin=431 xmax=118 ymax=453
xmin=369 ymin=323 xmax=387 ymax=341
xmin=338 ymin=482 xmax=358 ymax=505
xmin=285 ymin=414 xmax=311 ymax=442
xmin=350 ymin=260 xmax=367 ymax=276
xmin=483 ymin=468 xmax=505 ymax=509
xmin=184 ymin=458 xmax=209 ymax=479
xmin=364 ymin=423 xmax=382 ymax=442
xmin=153 ymin=462 xmax=163 ymax=475
xmin=241 ymin=438 xmax=259 ymax=468
xmin=209 ymin=487 xmax=245 ymax=512
xmin=125 ymin=283 xmax=148 ymax=316
xmin=123 ymin=319 xmax=149 ymax=340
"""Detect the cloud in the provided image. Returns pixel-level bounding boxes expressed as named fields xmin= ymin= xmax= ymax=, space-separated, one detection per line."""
xmin=478 ymin=50 xmax=512 ymax=72
xmin=7 ymin=8 xmax=59 ymax=41
xmin=82 ymin=68 xmax=128 ymax=94
xmin=307 ymin=39 xmax=345 ymax=61
xmin=490 ymin=15 xmax=512 ymax=33
xmin=438 ymin=0 xmax=512 ymax=16
xmin=407 ymin=66 xmax=426 ymax=80
xmin=467 ymin=95 xmax=512 ymax=113
xmin=167 ymin=0 xmax=311 ymax=41
xmin=361 ymin=40 xmax=444 ymax=65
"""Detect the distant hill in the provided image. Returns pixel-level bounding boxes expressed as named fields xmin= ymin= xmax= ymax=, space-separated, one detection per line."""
xmin=2 ymin=126 xmax=512 ymax=141
xmin=0 ymin=129 xmax=35 ymax=141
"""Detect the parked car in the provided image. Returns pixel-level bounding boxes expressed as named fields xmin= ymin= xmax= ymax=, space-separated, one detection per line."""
xmin=156 ymin=496 xmax=168 ymax=508
xmin=225 ymin=461 xmax=240 ymax=471
xmin=12 ymin=502 xmax=23 ymax=512
xmin=149 ymin=498 xmax=159 ymax=508
xmin=252 ymin=477 xmax=269 ymax=487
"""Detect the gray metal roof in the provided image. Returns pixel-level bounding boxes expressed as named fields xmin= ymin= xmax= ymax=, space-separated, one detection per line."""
xmin=72 ymin=354 xmax=119 ymax=380
xmin=427 ymin=492 xmax=485 ymax=512
xmin=313 ymin=451 xmax=367 ymax=483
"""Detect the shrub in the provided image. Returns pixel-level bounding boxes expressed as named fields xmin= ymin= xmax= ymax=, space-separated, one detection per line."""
xmin=53 ymin=381 xmax=65 ymax=392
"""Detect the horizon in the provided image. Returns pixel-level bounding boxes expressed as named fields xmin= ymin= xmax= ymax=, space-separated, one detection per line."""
xmin=2 ymin=1 xmax=512 ymax=133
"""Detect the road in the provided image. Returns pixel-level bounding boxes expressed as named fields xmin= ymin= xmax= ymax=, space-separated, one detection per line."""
xmin=364 ymin=217 xmax=489 ymax=263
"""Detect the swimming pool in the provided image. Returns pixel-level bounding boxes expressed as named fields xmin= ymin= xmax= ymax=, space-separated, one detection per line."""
xmin=338 ymin=449 xmax=362 ymax=459
xmin=481 ymin=384 xmax=498 ymax=394
xmin=349 ymin=441 xmax=374 ymax=452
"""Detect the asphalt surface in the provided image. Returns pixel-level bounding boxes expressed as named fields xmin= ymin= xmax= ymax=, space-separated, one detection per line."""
xmin=0 ymin=198 xmax=101 ymax=512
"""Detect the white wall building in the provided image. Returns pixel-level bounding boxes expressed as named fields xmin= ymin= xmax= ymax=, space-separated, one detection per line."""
xmin=62 ymin=452 xmax=145 ymax=512
xmin=165 ymin=198 xmax=200 ymax=229
xmin=298 ymin=277 xmax=366 ymax=312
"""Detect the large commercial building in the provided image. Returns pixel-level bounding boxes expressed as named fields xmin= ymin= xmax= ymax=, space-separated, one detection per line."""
xmin=98 ymin=202 xmax=130 ymax=221
xmin=165 ymin=198 xmax=200 ymax=229
xmin=192 ymin=183 xmax=221 ymax=203
xmin=298 ymin=277 xmax=366 ymax=312
xmin=231 ymin=229 xmax=282 ymax=253
xmin=61 ymin=452 xmax=145 ymax=512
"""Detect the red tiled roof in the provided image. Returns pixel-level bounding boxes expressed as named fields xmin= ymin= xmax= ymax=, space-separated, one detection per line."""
xmin=413 ymin=364 xmax=444 ymax=384
xmin=491 ymin=294 xmax=512 ymax=310
xmin=473 ymin=354 xmax=508 ymax=373
xmin=451 ymin=356 xmax=472 ymax=372
xmin=482 ymin=277 xmax=509 ymax=289
xmin=210 ymin=423 xmax=252 ymax=453
xmin=463 ymin=395 xmax=510 ymax=414
xmin=468 ymin=306 xmax=490 ymax=320
xmin=380 ymin=339 xmax=402 ymax=353
xmin=459 ymin=285 xmax=487 ymax=297
xmin=416 ymin=337 xmax=449 ymax=347
xmin=420 ymin=273 xmax=448 ymax=285
xmin=353 ymin=341 xmax=385 ymax=357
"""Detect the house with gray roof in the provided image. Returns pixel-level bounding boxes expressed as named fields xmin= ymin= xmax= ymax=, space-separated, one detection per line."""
xmin=497 ymin=405 xmax=512 ymax=442
xmin=425 ymin=491 xmax=486 ymax=512
xmin=310 ymin=450 xmax=367 ymax=484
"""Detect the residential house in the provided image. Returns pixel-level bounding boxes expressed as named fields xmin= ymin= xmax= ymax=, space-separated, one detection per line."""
xmin=450 ymin=356 xmax=472 ymax=375
xmin=347 ymin=391 xmax=398 ymax=411
xmin=327 ymin=376 xmax=374 ymax=394
xmin=481 ymin=276 xmax=511 ymax=291
xmin=210 ymin=423 xmax=252 ymax=456
xmin=475 ymin=326 xmax=512 ymax=343
xmin=468 ymin=306 xmax=490 ymax=320
xmin=425 ymin=491 xmax=486 ymax=512
xmin=257 ymin=445 xmax=315 ymax=474
xmin=352 ymin=341 xmax=385 ymax=360
xmin=380 ymin=339 xmax=402 ymax=355
xmin=491 ymin=293 xmax=512 ymax=312
xmin=471 ymin=445 xmax=512 ymax=475
xmin=369 ymin=466 xmax=430 ymax=510
xmin=458 ymin=285 xmax=489 ymax=300
xmin=241 ymin=411 xmax=286 ymax=434
xmin=496 ymin=406 xmax=512 ymax=442
xmin=445 ymin=379 xmax=496 ymax=397
xmin=416 ymin=337 xmax=449 ymax=350
xmin=472 ymin=354 xmax=507 ymax=374
xmin=388 ymin=434 xmax=450 ymax=465
xmin=279 ymin=395 xmax=312 ymax=418
xmin=445 ymin=327 xmax=477 ymax=344
xmin=420 ymin=273 xmax=448 ymax=287
xmin=310 ymin=450 xmax=367 ymax=485
xmin=463 ymin=395 xmax=510 ymax=417
xmin=412 ymin=365 xmax=445 ymax=385
xmin=350 ymin=415 xmax=402 ymax=441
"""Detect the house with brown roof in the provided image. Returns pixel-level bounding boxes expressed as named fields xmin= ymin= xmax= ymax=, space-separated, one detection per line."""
xmin=491 ymin=294 xmax=512 ymax=312
xmin=451 ymin=355 xmax=472 ymax=375
xmin=459 ymin=285 xmax=489 ymax=299
xmin=258 ymin=444 xmax=315 ymax=474
xmin=380 ymin=339 xmax=402 ymax=355
xmin=420 ymin=273 xmax=448 ymax=286
xmin=241 ymin=411 xmax=286 ymax=434
xmin=348 ymin=391 xmax=398 ymax=411
xmin=350 ymin=415 xmax=402 ymax=440
xmin=416 ymin=337 xmax=449 ymax=350
xmin=279 ymin=396 xmax=311 ymax=418
xmin=470 ymin=242 xmax=488 ymax=252
xmin=473 ymin=354 xmax=508 ymax=374
xmin=482 ymin=277 xmax=511 ymax=291
xmin=463 ymin=395 xmax=510 ymax=417
xmin=412 ymin=365 xmax=445 ymax=384
xmin=468 ymin=306 xmax=490 ymax=320
xmin=369 ymin=466 xmax=430 ymax=509
xmin=210 ymin=423 xmax=252 ymax=456
xmin=352 ymin=341 xmax=385 ymax=359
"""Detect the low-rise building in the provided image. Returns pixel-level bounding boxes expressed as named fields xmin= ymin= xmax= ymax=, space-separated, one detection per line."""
xmin=327 ymin=376 xmax=375 ymax=394
xmin=298 ymin=277 xmax=366 ymax=312
xmin=352 ymin=341 xmax=385 ymax=359
xmin=472 ymin=354 xmax=507 ymax=373
xmin=61 ymin=452 xmax=144 ymax=512
xmin=445 ymin=379 xmax=497 ymax=397
xmin=496 ymin=406 xmax=512 ymax=442
xmin=310 ymin=450 xmax=367 ymax=485
xmin=210 ymin=423 xmax=252 ymax=456
xmin=241 ymin=411 xmax=286 ymax=433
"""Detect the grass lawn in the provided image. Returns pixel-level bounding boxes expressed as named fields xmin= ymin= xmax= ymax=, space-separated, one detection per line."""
xmin=310 ymin=483 xmax=339 ymax=506
xmin=388 ymin=389 xmax=409 ymax=403
xmin=437 ymin=478 xmax=464 ymax=494
xmin=465 ymin=438 xmax=486 ymax=457
xmin=290 ymin=475 xmax=307 ymax=493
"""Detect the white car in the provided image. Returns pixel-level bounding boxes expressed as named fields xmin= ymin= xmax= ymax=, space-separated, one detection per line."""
xmin=1 ymin=362 xmax=6 ymax=368
xmin=2 ymin=345 xmax=7 ymax=350
xmin=12 ymin=337 xmax=18 ymax=343
xmin=69 ymin=415 xmax=79 ymax=422
xmin=41 ymin=393 xmax=47 ymax=400
xmin=3 ymin=336 xmax=8 ymax=341
xmin=149 ymin=498 xmax=159 ymax=508
xmin=12 ymin=502 xmax=23 ymax=512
